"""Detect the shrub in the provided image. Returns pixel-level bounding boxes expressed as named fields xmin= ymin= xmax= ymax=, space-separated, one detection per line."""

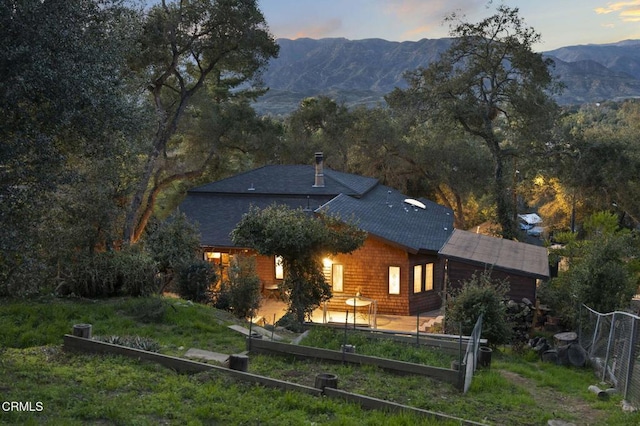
xmin=446 ymin=271 xmax=512 ymax=346
xmin=539 ymin=225 xmax=640 ymax=327
xmin=59 ymin=246 xmax=158 ymax=298
xmin=217 ymin=255 xmax=261 ymax=319
xmin=176 ymin=260 xmax=216 ymax=303
xmin=93 ymin=335 xmax=160 ymax=352
xmin=275 ymin=312 xmax=306 ymax=333
xmin=118 ymin=248 xmax=160 ymax=297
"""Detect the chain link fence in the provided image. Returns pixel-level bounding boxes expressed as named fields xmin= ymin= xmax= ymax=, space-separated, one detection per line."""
xmin=578 ymin=304 xmax=640 ymax=406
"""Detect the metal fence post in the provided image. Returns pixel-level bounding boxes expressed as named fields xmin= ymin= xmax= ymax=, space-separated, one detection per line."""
xmin=603 ymin=313 xmax=616 ymax=383
xmin=590 ymin=313 xmax=601 ymax=358
xmin=624 ymin=317 xmax=638 ymax=400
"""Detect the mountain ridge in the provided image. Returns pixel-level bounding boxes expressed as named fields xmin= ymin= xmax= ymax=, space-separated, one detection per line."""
xmin=254 ymin=38 xmax=640 ymax=115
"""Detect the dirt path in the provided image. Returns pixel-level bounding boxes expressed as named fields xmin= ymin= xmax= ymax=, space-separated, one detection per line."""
xmin=500 ymin=370 xmax=607 ymax=425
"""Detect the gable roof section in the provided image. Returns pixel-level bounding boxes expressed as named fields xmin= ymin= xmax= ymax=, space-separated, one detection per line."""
xmin=439 ymin=229 xmax=549 ymax=279
xmin=318 ymin=185 xmax=454 ymax=254
xmin=188 ymin=165 xmax=378 ymax=197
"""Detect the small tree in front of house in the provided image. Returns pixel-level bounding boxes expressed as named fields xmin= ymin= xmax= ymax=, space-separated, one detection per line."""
xmin=231 ymin=204 xmax=367 ymax=329
xmin=445 ymin=270 xmax=512 ymax=346
xmin=217 ymin=254 xmax=262 ymax=319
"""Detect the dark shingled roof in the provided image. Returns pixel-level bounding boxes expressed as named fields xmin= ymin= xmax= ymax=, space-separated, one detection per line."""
xmin=317 ymin=185 xmax=454 ymax=253
xmin=178 ymin=163 xmax=454 ymax=253
xmin=439 ymin=229 xmax=549 ymax=279
xmin=189 ymin=165 xmax=378 ymax=197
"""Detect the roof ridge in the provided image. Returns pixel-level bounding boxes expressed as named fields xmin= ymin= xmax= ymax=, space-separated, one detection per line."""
xmin=188 ymin=165 xmax=272 ymax=192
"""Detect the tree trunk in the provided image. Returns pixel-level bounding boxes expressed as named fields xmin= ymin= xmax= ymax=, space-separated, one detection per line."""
xmin=483 ymin=129 xmax=515 ymax=239
xmin=494 ymin=154 xmax=515 ymax=239
xmin=123 ymin=85 xmax=193 ymax=243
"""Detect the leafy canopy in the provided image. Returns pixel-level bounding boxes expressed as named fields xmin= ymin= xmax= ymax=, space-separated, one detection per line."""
xmin=386 ymin=5 xmax=560 ymax=238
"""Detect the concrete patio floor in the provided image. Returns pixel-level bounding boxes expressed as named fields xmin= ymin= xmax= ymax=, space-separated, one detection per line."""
xmin=254 ymin=298 xmax=443 ymax=333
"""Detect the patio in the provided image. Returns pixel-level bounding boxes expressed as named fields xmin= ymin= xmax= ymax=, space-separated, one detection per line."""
xmin=254 ymin=298 xmax=444 ymax=333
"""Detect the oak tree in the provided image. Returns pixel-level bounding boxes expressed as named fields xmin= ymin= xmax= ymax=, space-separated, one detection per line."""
xmin=123 ymin=0 xmax=279 ymax=243
xmin=387 ymin=6 xmax=561 ymax=238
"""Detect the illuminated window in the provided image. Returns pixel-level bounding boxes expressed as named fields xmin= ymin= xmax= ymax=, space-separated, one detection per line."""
xmin=425 ymin=263 xmax=434 ymax=291
xmin=413 ymin=265 xmax=423 ymax=293
xmin=389 ymin=266 xmax=400 ymax=295
xmin=275 ymin=255 xmax=284 ymax=280
xmin=204 ymin=251 xmax=221 ymax=262
xmin=332 ymin=264 xmax=344 ymax=292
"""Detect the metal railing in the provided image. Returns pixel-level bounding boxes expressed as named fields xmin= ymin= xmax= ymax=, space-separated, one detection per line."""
xmin=579 ymin=304 xmax=640 ymax=406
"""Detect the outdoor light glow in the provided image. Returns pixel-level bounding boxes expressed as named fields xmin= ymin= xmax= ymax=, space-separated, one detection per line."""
xmin=323 ymin=257 xmax=332 ymax=267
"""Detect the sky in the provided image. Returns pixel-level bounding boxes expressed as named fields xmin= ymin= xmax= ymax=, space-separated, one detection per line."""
xmin=258 ymin=0 xmax=640 ymax=51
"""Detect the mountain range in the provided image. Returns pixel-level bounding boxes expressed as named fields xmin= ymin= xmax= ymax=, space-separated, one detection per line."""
xmin=253 ymin=37 xmax=640 ymax=115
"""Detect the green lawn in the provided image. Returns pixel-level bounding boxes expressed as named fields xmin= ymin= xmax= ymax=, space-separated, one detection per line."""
xmin=1 ymin=296 xmax=639 ymax=425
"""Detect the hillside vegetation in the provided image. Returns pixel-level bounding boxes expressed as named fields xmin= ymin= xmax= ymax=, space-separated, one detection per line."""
xmin=2 ymin=296 xmax=640 ymax=425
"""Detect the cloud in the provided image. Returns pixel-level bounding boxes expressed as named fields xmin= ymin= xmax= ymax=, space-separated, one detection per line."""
xmin=403 ymin=24 xmax=438 ymax=40
xmin=381 ymin=0 xmax=496 ymax=39
xmin=278 ymin=18 xmax=343 ymax=39
xmin=595 ymin=1 xmax=640 ymax=22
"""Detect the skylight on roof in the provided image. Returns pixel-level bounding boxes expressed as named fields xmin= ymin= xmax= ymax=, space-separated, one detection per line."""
xmin=404 ymin=198 xmax=426 ymax=210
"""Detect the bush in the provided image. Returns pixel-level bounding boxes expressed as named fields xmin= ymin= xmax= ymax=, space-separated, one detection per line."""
xmin=213 ymin=255 xmax=261 ymax=319
xmin=93 ymin=335 xmax=160 ymax=352
xmin=446 ymin=271 xmax=512 ymax=346
xmin=144 ymin=213 xmax=203 ymax=292
xmin=539 ymin=228 xmax=640 ymax=327
xmin=58 ymin=246 xmax=159 ymax=298
xmin=176 ymin=260 xmax=216 ymax=303
xmin=275 ymin=312 xmax=306 ymax=333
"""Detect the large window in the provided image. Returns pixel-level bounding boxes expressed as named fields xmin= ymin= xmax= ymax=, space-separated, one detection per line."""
xmin=332 ymin=264 xmax=344 ymax=292
xmin=413 ymin=265 xmax=423 ymax=293
xmin=389 ymin=266 xmax=400 ymax=295
xmin=425 ymin=263 xmax=434 ymax=291
xmin=413 ymin=263 xmax=434 ymax=293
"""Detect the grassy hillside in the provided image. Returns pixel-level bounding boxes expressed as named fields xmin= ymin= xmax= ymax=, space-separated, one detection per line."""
xmin=1 ymin=296 xmax=639 ymax=425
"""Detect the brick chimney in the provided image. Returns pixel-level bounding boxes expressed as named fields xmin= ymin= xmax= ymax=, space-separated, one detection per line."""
xmin=313 ymin=152 xmax=325 ymax=187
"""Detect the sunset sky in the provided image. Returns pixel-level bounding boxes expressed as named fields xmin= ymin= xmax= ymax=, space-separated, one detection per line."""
xmin=258 ymin=0 xmax=640 ymax=51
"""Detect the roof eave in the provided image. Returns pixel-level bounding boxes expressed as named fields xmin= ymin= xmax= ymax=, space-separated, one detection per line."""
xmin=443 ymin=255 xmax=550 ymax=280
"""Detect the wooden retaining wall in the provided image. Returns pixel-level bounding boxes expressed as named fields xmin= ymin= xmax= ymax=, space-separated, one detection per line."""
xmin=63 ymin=334 xmax=322 ymax=396
xmin=247 ymin=337 xmax=463 ymax=389
xmin=63 ymin=334 xmax=482 ymax=424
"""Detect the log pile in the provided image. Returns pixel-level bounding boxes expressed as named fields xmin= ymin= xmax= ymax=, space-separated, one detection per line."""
xmin=506 ymin=297 xmax=535 ymax=344
xmin=529 ymin=335 xmax=587 ymax=368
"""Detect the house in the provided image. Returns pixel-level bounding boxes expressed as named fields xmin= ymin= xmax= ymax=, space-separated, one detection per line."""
xmin=518 ymin=213 xmax=545 ymax=237
xmin=439 ymin=229 xmax=550 ymax=302
xmin=178 ymin=153 xmax=548 ymax=316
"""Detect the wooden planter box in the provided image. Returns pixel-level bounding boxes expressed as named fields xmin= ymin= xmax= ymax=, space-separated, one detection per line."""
xmin=246 ymin=336 xmax=463 ymax=389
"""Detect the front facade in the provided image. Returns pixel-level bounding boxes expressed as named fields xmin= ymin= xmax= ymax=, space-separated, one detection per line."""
xmin=178 ymin=153 xmax=454 ymax=316
xmin=179 ymin=154 xmax=549 ymax=316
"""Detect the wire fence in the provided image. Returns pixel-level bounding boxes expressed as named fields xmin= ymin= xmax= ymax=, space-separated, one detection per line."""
xmin=578 ymin=304 xmax=640 ymax=406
